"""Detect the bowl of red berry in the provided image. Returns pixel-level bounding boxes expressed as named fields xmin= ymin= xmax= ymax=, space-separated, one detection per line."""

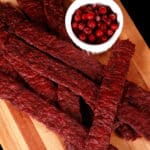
xmin=65 ymin=0 xmax=123 ymax=53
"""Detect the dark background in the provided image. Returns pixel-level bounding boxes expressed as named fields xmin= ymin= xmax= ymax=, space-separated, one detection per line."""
xmin=121 ymin=0 xmax=150 ymax=47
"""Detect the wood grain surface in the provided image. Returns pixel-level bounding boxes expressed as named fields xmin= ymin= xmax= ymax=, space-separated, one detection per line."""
xmin=0 ymin=0 xmax=150 ymax=150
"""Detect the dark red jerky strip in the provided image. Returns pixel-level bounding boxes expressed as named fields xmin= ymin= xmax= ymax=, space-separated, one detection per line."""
xmin=0 ymin=54 xmax=19 ymax=79
xmin=1 ymin=49 xmax=57 ymax=103
xmin=0 ymin=72 xmax=87 ymax=150
xmin=124 ymin=81 xmax=150 ymax=114
xmin=0 ymin=33 xmax=98 ymax=109
xmin=0 ymin=22 xmax=19 ymax=79
xmin=43 ymin=0 xmax=69 ymax=40
xmin=108 ymin=145 xmax=118 ymax=150
xmin=113 ymin=112 xmax=139 ymax=141
xmin=57 ymin=85 xmax=82 ymax=122
xmin=10 ymin=21 xmax=104 ymax=82
xmin=118 ymin=103 xmax=150 ymax=140
xmin=115 ymin=123 xmax=139 ymax=141
xmin=0 ymin=28 xmax=57 ymax=102
xmin=85 ymin=40 xmax=135 ymax=150
xmin=17 ymin=0 xmax=47 ymax=27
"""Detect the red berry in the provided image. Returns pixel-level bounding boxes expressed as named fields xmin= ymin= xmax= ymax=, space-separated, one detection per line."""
xmin=78 ymin=23 xmax=85 ymax=30
xmin=87 ymin=5 xmax=93 ymax=11
xmin=79 ymin=33 xmax=86 ymax=41
xmin=97 ymin=23 xmax=102 ymax=27
xmin=88 ymin=34 xmax=95 ymax=43
xmin=95 ymin=15 xmax=101 ymax=22
xmin=72 ymin=22 xmax=78 ymax=29
xmin=104 ymin=18 xmax=111 ymax=26
xmin=102 ymin=15 xmax=107 ymax=21
xmin=110 ymin=23 xmax=119 ymax=30
xmin=101 ymin=36 xmax=108 ymax=42
xmin=99 ymin=6 xmax=107 ymax=14
xmin=95 ymin=29 xmax=104 ymax=37
xmin=109 ymin=13 xmax=117 ymax=21
xmin=86 ymin=12 xmax=95 ymax=20
xmin=74 ymin=14 xmax=81 ymax=22
xmin=100 ymin=23 xmax=107 ymax=32
xmin=88 ymin=20 xmax=96 ymax=29
xmin=107 ymin=29 xmax=114 ymax=36
xmin=92 ymin=4 xmax=97 ymax=9
xmin=75 ymin=9 xmax=82 ymax=15
xmin=95 ymin=10 xmax=99 ymax=15
xmin=84 ymin=27 xmax=92 ymax=35
xmin=82 ymin=14 xmax=87 ymax=21
xmin=80 ymin=6 xmax=87 ymax=11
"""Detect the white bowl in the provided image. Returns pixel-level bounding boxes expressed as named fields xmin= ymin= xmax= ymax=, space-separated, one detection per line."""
xmin=65 ymin=0 xmax=124 ymax=54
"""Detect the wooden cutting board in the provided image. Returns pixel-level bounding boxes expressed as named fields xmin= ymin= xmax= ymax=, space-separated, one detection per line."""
xmin=0 ymin=0 xmax=150 ymax=150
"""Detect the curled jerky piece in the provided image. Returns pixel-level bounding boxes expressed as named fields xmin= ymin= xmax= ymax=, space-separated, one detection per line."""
xmin=0 ymin=30 xmax=57 ymax=103
xmin=124 ymin=81 xmax=150 ymax=114
xmin=86 ymin=40 xmax=135 ymax=150
xmin=118 ymin=103 xmax=150 ymax=140
xmin=10 ymin=21 xmax=104 ymax=82
xmin=115 ymin=123 xmax=139 ymax=141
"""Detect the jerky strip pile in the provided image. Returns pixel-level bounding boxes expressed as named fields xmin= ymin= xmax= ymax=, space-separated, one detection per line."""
xmin=0 ymin=72 xmax=86 ymax=150
xmin=85 ymin=40 xmax=135 ymax=150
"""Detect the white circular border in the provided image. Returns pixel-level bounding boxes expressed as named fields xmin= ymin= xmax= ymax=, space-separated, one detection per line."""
xmin=65 ymin=0 xmax=124 ymax=54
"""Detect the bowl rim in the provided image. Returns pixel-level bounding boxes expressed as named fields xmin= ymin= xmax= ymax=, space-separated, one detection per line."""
xmin=65 ymin=0 xmax=124 ymax=54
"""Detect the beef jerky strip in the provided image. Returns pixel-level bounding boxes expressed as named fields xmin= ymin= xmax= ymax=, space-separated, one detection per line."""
xmin=17 ymin=0 xmax=47 ymax=27
xmin=0 ymin=30 xmax=57 ymax=103
xmin=43 ymin=0 xmax=69 ymax=40
xmin=0 ymin=72 xmax=86 ymax=150
xmin=124 ymin=81 xmax=150 ymax=114
xmin=85 ymin=40 xmax=135 ymax=150
xmin=0 ymin=33 xmax=98 ymax=109
xmin=108 ymin=145 xmax=118 ymax=150
xmin=1 ymin=3 xmax=150 ymax=112
xmin=115 ymin=123 xmax=140 ymax=141
xmin=118 ymin=103 xmax=150 ymax=140
xmin=57 ymin=85 xmax=82 ymax=122
xmin=0 ymin=53 xmax=19 ymax=79
xmin=2 ymin=50 xmax=57 ymax=103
